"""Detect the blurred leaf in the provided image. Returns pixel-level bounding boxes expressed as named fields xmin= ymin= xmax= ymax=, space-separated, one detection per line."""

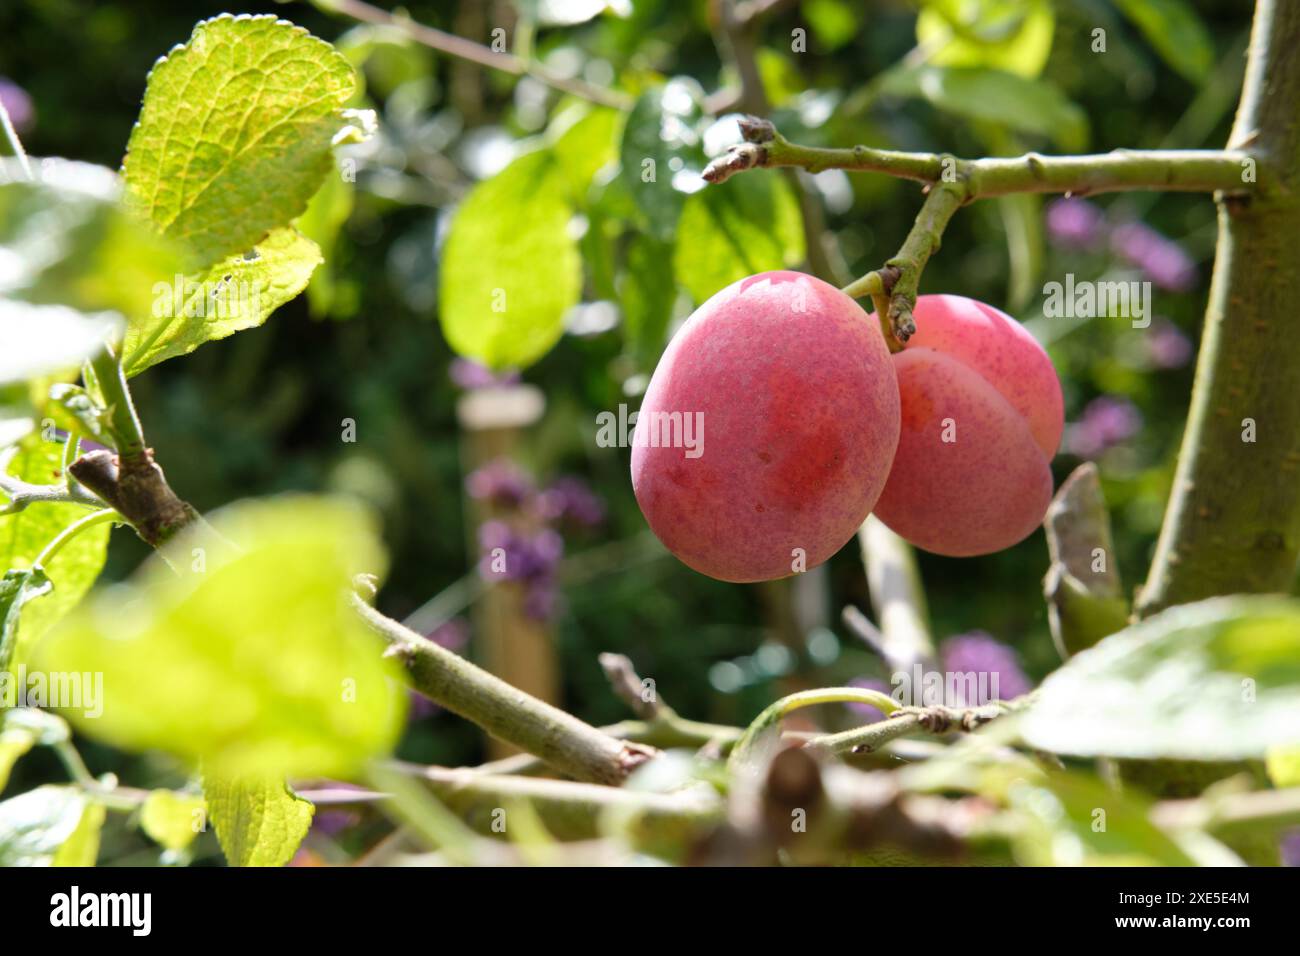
xmin=121 ymin=227 xmax=322 ymax=377
xmin=0 ymin=436 xmax=111 ymax=675
xmin=1022 ymin=596 xmax=1300 ymax=760
xmin=0 ymin=784 xmax=101 ymax=866
xmin=438 ymin=149 xmax=581 ymax=369
xmin=879 ymin=66 xmax=1088 ymax=151
xmin=36 ymin=496 xmax=407 ymax=779
xmin=0 ymin=569 xmax=51 ymax=674
xmin=1266 ymin=746 xmax=1300 ymax=788
xmin=0 ymin=302 xmax=120 ymax=387
xmin=296 ymin=172 xmax=355 ymax=319
xmin=336 ymin=23 xmax=433 ymax=100
xmin=618 ymin=83 xmax=706 ymax=243
xmin=917 ymin=0 xmax=1055 ymax=78
xmin=0 ymin=721 xmax=36 ymax=792
xmin=517 ymin=0 xmax=619 ymax=27
xmin=1113 ymin=0 xmax=1213 ymax=83
xmin=141 ymin=790 xmax=207 ymax=852
xmin=552 ymin=106 xmax=624 ymax=206
xmin=673 ymin=172 xmax=804 ymax=305
xmin=0 ymin=160 xmax=185 ymax=322
xmin=804 ymin=0 xmax=861 ymax=52
xmin=620 ymin=233 xmax=675 ymax=364
xmin=1008 ymin=770 xmax=1196 ymax=865
xmin=204 ymin=772 xmax=312 ymax=867
xmin=996 ymin=193 xmax=1043 ymax=312
xmin=121 ymin=14 xmax=364 ymax=267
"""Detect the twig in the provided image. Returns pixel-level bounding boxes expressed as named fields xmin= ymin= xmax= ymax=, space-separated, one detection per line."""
xmin=857 ymin=516 xmax=935 ymax=672
xmin=351 ymin=593 xmax=657 ymax=785
xmin=318 ymin=0 xmax=633 ymax=111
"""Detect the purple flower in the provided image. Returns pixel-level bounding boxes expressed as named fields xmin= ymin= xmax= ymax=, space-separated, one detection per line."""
xmin=1145 ymin=319 xmax=1193 ymax=369
xmin=522 ymin=582 xmax=561 ymax=622
xmin=1281 ymin=829 xmax=1300 ymax=867
xmin=939 ymin=631 xmax=1031 ymax=705
xmin=1065 ymin=396 xmax=1143 ymax=458
xmin=449 ymin=358 xmax=520 ymax=390
xmin=1110 ymin=222 xmax=1196 ymax=292
xmin=0 ymin=78 xmax=34 ymax=134
xmin=846 ymin=676 xmax=892 ymax=723
xmin=1046 ymin=198 xmax=1105 ymax=248
xmin=536 ymin=476 xmax=605 ymax=529
xmin=466 ymin=459 xmax=534 ymax=510
xmin=477 ymin=521 xmax=564 ymax=583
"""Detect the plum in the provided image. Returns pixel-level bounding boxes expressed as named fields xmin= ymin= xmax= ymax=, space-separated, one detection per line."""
xmin=872 ymin=294 xmax=1063 ymax=557
xmin=631 ymin=271 xmax=900 ymax=582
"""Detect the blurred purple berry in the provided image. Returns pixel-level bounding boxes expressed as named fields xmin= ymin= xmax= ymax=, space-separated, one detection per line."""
xmin=1046 ymin=198 xmax=1104 ymax=248
xmin=0 ymin=78 xmax=34 ymax=134
xmin=1146 ymin=319 xmax=1193 ymax=369
xmin=846 ymin=676 xmax=892 ymax=723
xmin=466 ymin=458 xmax=534 ymax=509
xmin=449 ymin=358 xmax=520 ymax=390
xmin=1110 ymin=222 xmax=1196 ymax=292
xmin=536 ymin=476 xmax=606 ymax=529
xmin=939 ymin=631 xmax=1031 ymax=705
xmin=1065 ymin=396 xmax=1143 ymax=458
xmin=1281 ymin=829 xmax=1300 ymax=867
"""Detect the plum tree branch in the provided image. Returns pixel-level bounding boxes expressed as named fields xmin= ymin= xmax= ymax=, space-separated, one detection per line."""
xmin=351 ymin=592 xmax=658 ymax=785
xmin=316 ymin=0 xmax=634 ymax=111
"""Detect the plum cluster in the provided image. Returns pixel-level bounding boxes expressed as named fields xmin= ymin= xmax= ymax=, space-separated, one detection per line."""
xmin=631 ymin=271 xmax=1063 ymax=582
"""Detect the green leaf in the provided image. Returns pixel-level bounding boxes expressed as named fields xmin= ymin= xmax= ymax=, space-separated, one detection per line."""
xmin=0 ymin=721 xmax=36 ymax=792
xmin=0 ymin=568 xmax=52 ymax=674
xmin=121 ymin=227 xmax=322 ymax=376
xmin=140 ymin=789 xmax=207 ymax=852
xmin=295 ymin=172 xmax=354 ymax=319
xmin=552 ymin=106 xmax=624 ymax=206
xmin=1265 ymin=746 xmax=1300 ymax=788
xmin=0 ymin=302 xmax=121 ymax=388
xmin=620 ymin=233 xmax=676 ymax=366
xmin=672 ymin=172 xmax=804 ymax=305
xmin=1113 ymin=0 xmax=1213 ymax=83
xmin=804 ymin=0 xmax=860 ymax=51
xmin=0 ymin=159 xmax=186 ymax=323
xmin=0 ymin=437 xmax=111 ymax=674
xmin=122 ymin=14 xmax=364 ymax=267
xmin=917 ymin=0 xmax=1055 ymax=79
xmin=35 ymin=495 xmax=407 ymax=778
xmin=879 ymin=66 xmax=1088 ymax=152
xmin=438 ymin=149 xmax=581 ymax=370
xmin=204 ymin=772 xmax=312 ymax=867
xmin=618 ymin=84 xmax=707 ymax=243
xmin=0 ymin=784 xmax=101 ymax=866
xmin=1022 ymin=596 xmax=1300 ymax=760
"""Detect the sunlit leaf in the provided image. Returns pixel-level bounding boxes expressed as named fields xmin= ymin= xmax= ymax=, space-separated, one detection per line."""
xmin=917 ymin=0 xmax=1055 ymax=78
xmin=122 ymin=14 xmax=364 ymax=267
xmin=0 ymin=784 xmax=101 ymax=866
xmin=36 ymin=495 xmax=406 ymax=779
xmin=0 ymin=302 xmax=120 ymax=387
xmin=140 ymin=790 xmax=207 ymax=852
xmin=1022 ymin=596 xmax=1300 ymax=760
xmin=204 ymin=772 xmax=313 ymax=867
xmin=438 ymin=149 xmax=581 ymax=370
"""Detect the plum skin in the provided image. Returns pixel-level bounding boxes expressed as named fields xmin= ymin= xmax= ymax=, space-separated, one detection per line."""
xmin=872 ymin=294 xmax=1063 ymax=557
xmin=631 ymin=270 xmax=901 ymax=583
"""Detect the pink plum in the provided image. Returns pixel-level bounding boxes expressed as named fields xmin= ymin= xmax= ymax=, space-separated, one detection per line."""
xmin=631 ymin=271 xmax=901 ymax=582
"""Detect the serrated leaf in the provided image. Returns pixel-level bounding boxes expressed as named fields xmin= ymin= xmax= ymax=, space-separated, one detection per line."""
xmin=122 ymin=14 xmax=360 ymax=267
xmin=36 ymin=495 xmax=407 ymax=778
xmin=1 ymin=437 xmax=111 ymax=674
xmin=438 ymin=149 xmax=581 ymax=370
xmin=1022 ymin=596 xmax=1300 ymax=760
xmin=916 ymin=0 xmax=1055 ymax=79
xmin=1113 ymin=0 xmax=1213 ymax=83
xmin=672 ymin=172 xmax=804 ymax=305
xmin=141 ymin=790 xmax=207 ymax=852
xmin=121 ymin=226 xmax=321 ymax=376
xmin=0 ymin=784 xmax=99 ymax=866
xmin=879 ymin=65 xmax=1088 ymax=152
xmin=0 ymin=302 xmax=121 ymax=388
xmin=618 ymin=83 xmax=706 ymax=242
xmin=204 ymin=772 xmax=312 ymax=867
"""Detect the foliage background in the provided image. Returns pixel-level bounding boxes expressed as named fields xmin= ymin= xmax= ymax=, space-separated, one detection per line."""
xmin=0 ymin=0 xmax=1262 ymax=863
